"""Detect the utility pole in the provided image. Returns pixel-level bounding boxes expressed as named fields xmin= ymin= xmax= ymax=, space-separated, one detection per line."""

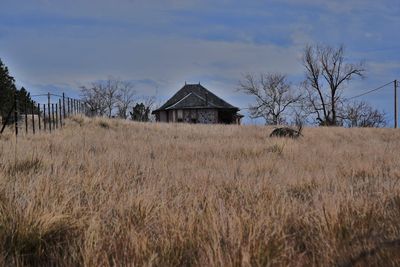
xmin=395 ymin=80 xmax=398 ymax=129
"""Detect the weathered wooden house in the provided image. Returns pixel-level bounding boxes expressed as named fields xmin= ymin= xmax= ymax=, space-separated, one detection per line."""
xmin=152 ymin=83 xmax=243 ymax=124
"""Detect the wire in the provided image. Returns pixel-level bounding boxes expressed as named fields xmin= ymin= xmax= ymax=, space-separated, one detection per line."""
xmin=30 ymin=94 xmax=49 ymax=97
xmin=31 ymin=93 xmax=65 ymax=98
xmin=29 ymin=93 xmax=83 ymax=107
xmin=239 ymin=80 xmax=397 ymax=111
xmin=346 ymin=81 xmax=394 ymax=100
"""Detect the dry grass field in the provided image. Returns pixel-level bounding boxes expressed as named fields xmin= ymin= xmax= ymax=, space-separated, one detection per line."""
xmin=1 ymin=116 xmax=400 ymax=266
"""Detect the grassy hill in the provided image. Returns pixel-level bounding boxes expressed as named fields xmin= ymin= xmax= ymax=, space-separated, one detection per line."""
xmin=1 ymin=117 xmax=400 ymax=266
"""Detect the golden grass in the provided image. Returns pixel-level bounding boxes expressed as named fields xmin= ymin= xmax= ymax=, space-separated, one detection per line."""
xmin=1 ymin=116 xmax=400 ymax=266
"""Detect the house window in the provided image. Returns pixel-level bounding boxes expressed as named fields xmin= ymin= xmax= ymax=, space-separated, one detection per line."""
xmin=177 ymin=110 xmax=183 ymax=119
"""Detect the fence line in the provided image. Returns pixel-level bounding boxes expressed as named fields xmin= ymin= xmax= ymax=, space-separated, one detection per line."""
xmin=0 ymin=91 xmax=86 ymax=137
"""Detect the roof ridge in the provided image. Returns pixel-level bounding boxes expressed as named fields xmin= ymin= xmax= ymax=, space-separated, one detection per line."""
xmin=190 ymin=92 xmax=219 ymax=107
xmin=193 ymin=84 xmax=233 ymax=107
xmin=165 ymin=92 xmax=194 ymax=109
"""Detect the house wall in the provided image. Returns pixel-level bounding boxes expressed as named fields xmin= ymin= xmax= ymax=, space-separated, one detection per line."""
xmin=183 ymin=109 xmax=197 ymax=123
xmin=218 ymin=110 xmax=242 ymax=124
xmin=157 ymin=109 xmax=220 ymax=124
xmin=168 ymin=110 xmax=175 ymax=122
xmin=198 ymin=109 xmax=218 ymax=124
xmin=159 ymin=111 xmax=167 ymax=122
xmin=235 ymin=116 xmax=242 ymax=125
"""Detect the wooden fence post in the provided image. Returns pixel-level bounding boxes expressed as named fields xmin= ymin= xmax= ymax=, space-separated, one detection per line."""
xmin=38 ymin=103 xmax=41 ymax=131
xmin=63 ymin=93 xmax=66 ymax=119
xmin=52 ymin=103 xmax=55 ymax=130
xmin=43 ymin=104 xmax=47 ymax=131
xmin=395 ymin=80 xmax=398 ymax=129
xmin=55 ymin=103 xmax=58 ymax=129
xmin=59 ymin=99 xmax=63 ymax=128
xmin=31 ymin=101 xmax=35 ymax=134
xmin=24 ymin=98 xmax=28 ymax=134
xmin=48 ymin=93 xmax=52 ymax=133
xmin=14 ymin=89 xmax=18 ymax=137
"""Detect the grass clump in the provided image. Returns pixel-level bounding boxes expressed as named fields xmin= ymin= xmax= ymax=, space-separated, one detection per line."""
xmin=0 ymin=196 xmax=82 ymax=266
xmin=287 ymin=180 xmax=318 ymax=202
xmin=7 ymin=157 xmax=43 ymax=175
xmin=266 ymin=143 xmax=285 ymax=155
xmin=98 ymin=120 xmax=110 ymax=129
xmin=70 ymin=116 xmax=84 ymax=126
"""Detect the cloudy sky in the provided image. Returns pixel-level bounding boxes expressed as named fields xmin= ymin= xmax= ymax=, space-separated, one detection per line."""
xmin=0 ymin=0 xmax=399 ymax=124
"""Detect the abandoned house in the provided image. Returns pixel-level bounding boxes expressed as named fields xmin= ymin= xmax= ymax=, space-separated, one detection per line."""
xmin=152 ymin=83 xmax=243 ymax=124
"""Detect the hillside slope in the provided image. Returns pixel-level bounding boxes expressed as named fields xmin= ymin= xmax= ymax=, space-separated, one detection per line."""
xmin=1 ymin=117 xmax=400 ymax=266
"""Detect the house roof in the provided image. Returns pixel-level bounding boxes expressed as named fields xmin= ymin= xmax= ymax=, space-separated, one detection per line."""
xmin=153 ymin=83 xmax=239 ymax=112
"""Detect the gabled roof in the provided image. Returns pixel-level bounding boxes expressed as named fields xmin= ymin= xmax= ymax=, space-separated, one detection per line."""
xmin=154 ymin=83 xmax=239 ymax=112
xmin=166 ymin=92 xmax=219 ymax=109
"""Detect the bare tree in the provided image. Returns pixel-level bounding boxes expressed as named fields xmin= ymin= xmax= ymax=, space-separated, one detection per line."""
xmin=143 ymin=95 xmax=156 ymax=110
xmin=80 ymin=83 xmax=108 ymax=116
xmin=239 ymin=73 xmax=301 ymax=125
xmin=81 ymin=77 xmax=135 ymax=118
xmin=144 ymin=95 xmax=157 ymax=122
xmin=103 ymin=78 xmax=121 ymax=118
xmin=116 ymin=81 xmax=136 ymax=119
xmin=81 ymin=77 xmax=157 ymax=120
xmin=302 ymin=44 xmax=365 ymax=126
xmin=342 ymin=101 xmax=386 ymax=128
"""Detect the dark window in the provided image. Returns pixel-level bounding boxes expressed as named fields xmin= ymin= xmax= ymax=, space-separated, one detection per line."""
xmin=218 ymin=110 xmax=235 ymax=124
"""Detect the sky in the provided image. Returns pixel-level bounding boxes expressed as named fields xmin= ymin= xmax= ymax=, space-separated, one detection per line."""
xmin=0 ymin=0 xmax=399 ymax=124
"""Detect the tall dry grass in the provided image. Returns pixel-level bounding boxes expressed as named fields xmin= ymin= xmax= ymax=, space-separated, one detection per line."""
xmin=0 ymin=116 xmax=400 ymax=266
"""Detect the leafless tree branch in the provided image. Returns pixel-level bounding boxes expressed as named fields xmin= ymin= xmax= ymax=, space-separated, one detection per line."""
xmin=301 ymin=44 xmax=365 ymax=126
xmin=239 ymin=73 xmax=301 ymax=125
